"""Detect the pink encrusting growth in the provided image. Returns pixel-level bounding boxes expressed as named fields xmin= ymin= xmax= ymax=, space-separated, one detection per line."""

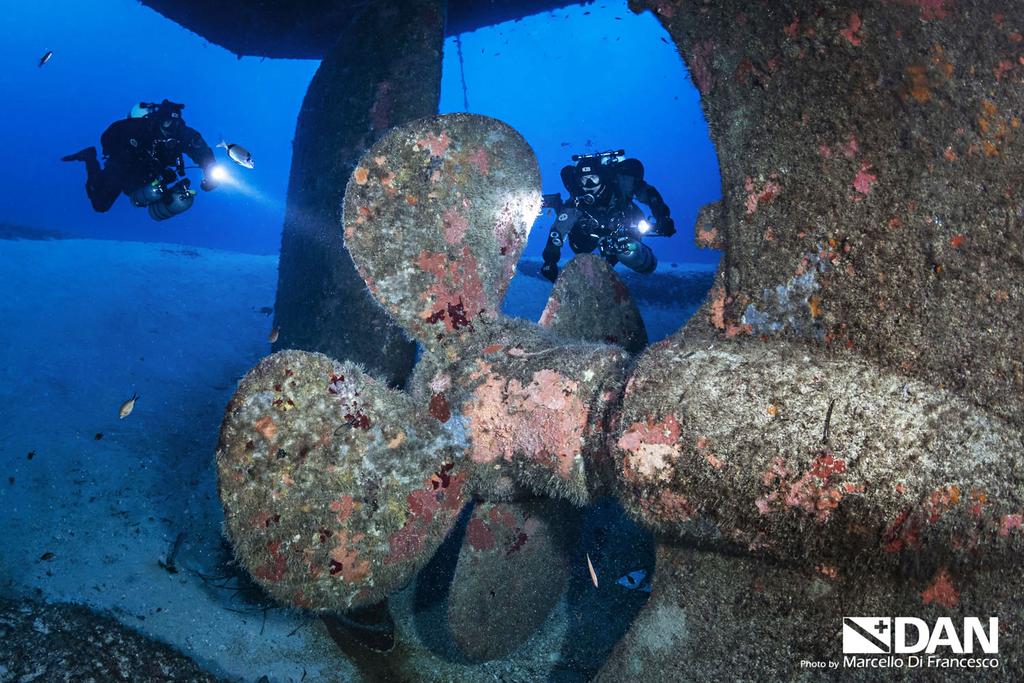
xmin=467 ymin=148 xmax=490 ymax=175
xmin=617 ymin=415 xmax=682 ymax=483
xmin=999 ymin=514 xmax=1023 ymax=536
xmin=744 ymin=176 xmax=782 ymax=214
xmin=696 ymin=227 xmax=719 ymax=248
xmin=442 ymin=209 xmax=470 ymax=245
xmin=840 ymin=13 xmax=863 ymax=45
xmin=416 ymin=130 xmax=451 ymax=157
xmin=754 ymin=455 xmax=848 ymax=522
xmin=464 ymin=363 xmax=588 ymax=481
xmin=853 ymin=163 xmax=877 ymax=195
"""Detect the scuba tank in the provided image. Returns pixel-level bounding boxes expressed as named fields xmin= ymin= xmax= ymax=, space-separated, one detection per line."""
xmin=130 ymin=179 xmax=164 ymax=207
xmin=148 ymin=179 xmax=196 ymax=221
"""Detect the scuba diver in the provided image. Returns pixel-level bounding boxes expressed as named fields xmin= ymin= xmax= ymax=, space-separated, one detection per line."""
xmin=540 ymin=150 xmax=675 ymax=283
xmin=61 ymin=100 xmax=219 ymax=221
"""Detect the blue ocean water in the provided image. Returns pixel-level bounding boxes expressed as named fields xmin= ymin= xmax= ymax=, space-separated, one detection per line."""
xmin=0 ymin=0 xmax=719 ymax=264
xmin=0 ymin=1 xmax=720 ymax=680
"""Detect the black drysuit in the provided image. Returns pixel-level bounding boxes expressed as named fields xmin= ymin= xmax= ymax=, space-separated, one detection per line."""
xmin=541 ymin=158 xmax=674 ymax=280
xmin=82 ymin=117 xmax=215 ymax=212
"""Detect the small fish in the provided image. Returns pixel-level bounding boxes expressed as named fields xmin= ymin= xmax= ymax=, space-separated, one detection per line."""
xmin=27 ymin=451 xmax=34 ymax=461
xmin=38 ymin=50 xmax=53 ymax=68
xmin=119 ymin=393 xmax=139 ymax=419
xmin=268 ymin=326 xmax=280 ymax=344
xmin=40 ymin=551 xmax=55 ymax=561
xmin=217 ymin=139 xmax=254 ymax=169
xmin=617 ymin=569 xmax=647 ymax=589
xmin=94 ymin=433 xmax=103 ymax=440
xmin=257 ymin=306 xmax=273 ymax=315
xmin=586 ymin=552 xmax=598 ymax=588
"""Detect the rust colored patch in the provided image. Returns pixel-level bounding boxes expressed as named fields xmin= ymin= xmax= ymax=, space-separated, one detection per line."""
xmin=906 ymin=64 xmax=934 ymax=103
xmin=329 ymin=532 xmax=370 ymax=583
xmin=482 ymin=343 xmax=504 ymax=354
xmin=921 ymin=567 xmax=960 ymax=608
xmin=353 ymin=167 xmax=369 ymax=185
xmin=329 ymin=496 xmax=355 ymax=523
xmin=429 ymin=393 xmax=451 ymax=422
xmin=817 ymin=564 xmax=839 ymax=580
xmin=808 ymin=295 xmax=823 ymax=318
xmin=254 ymin=415 xmax=277 ymax=441
xmin=385 ymin=474 xmax=466 ymax=565
xmin=466 ymin=516 xmax=496 ymax=550
xmin=253 ymin=541 xmax=287 ymax=582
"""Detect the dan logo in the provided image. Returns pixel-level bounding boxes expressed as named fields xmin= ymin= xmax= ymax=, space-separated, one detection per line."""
xmin=843 ymin=616 xmax=998 ymax=655
xmin=843 ymin=617 xmax=892 ymax=654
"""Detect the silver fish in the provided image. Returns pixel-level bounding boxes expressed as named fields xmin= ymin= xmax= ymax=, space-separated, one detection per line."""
xmin=586 ymin=552 xmax=598 ymax=588
xmin=217 ymin=139 xmax=254 ymax=169
xmin=119 ymin=393 xmax=139 ymax=419
xmin=38 ymin=50 xmax=53 ymax=68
